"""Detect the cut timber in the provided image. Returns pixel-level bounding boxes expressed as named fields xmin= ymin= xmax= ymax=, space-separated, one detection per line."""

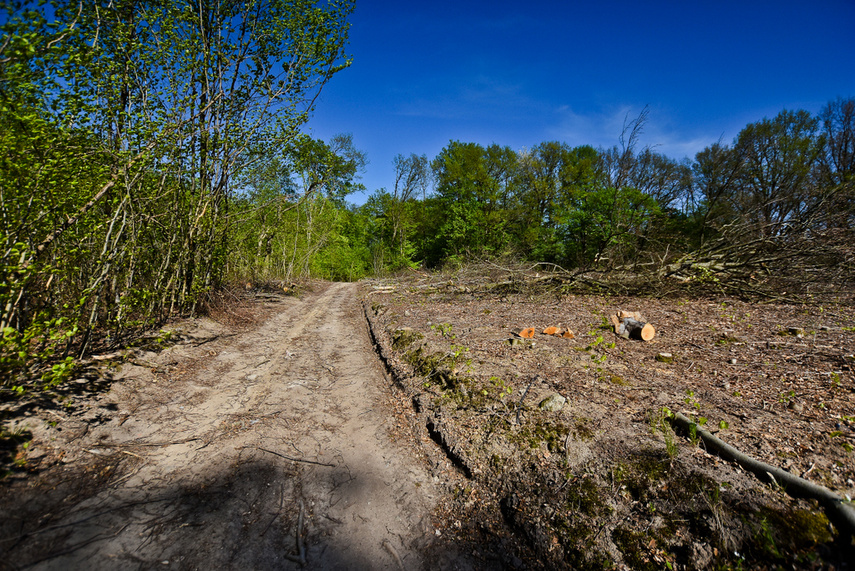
xmin=622 ymin=318 xmax=655 ymax=341
xmin=561 ymin=330 xmax=575 ymax=339
xmin=519 ymin=327 xmax=535 ymax=339
xmin=542 ymin=326 xmax=559 ymax=335
xmin=611 ymin=311 xmax=656 ymax=341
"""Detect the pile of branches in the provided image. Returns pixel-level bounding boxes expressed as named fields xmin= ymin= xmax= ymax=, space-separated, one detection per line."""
xmin=380 ymin=222 xmax=854 ymax=304
xmin=654 ymin=224 xmax=855 ymax=302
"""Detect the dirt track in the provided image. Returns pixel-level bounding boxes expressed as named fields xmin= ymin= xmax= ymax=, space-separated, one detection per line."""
xmin=1 ymin=282 xmax=445 ymax=570
xmin=6 ymin=276 xmax=854 ymax=570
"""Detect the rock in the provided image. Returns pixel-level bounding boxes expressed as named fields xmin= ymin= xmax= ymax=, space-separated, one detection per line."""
xmin=655 ymin=352 xmax=674 ymax=363
xmin=538 ymin=393 xmax=566 ymax=412
xmin=690 ymin=542 xmax=714 ymax=568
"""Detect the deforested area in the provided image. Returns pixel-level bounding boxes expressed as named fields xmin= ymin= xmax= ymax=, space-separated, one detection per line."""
xmin=363 ymin=268 xmax=855 ymax=569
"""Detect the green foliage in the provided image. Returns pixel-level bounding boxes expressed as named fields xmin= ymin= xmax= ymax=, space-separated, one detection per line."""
xmin=227 ymin=133 xmax=371 ymax=284
xmin=0 ymin=0 xmax=354 ymax=396
xmin=648 ymin=407 xmax=678 ymax=458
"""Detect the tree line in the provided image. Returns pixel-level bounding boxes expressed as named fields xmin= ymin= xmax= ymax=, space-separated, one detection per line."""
xmin=359 ymin=102 xmax=853 ymax=276
xmin=231 ymin=98 xmax=852 ymax=295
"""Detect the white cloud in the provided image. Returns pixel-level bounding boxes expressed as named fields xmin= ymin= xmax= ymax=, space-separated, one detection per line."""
xmin=548 ymin=104 xmax=732 ymax=160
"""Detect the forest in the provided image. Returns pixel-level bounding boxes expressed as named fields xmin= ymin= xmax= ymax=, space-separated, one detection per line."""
xmin=1 ymin=0 xmax=853 ymax=398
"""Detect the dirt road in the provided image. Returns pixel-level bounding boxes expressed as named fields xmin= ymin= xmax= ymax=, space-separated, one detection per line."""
xmin=1 ymin=282 xmax=442 ymax=570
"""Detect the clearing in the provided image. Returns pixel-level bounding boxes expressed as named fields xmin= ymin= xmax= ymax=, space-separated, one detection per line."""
xmin=2 ymin=274 xmax=855 ymax=570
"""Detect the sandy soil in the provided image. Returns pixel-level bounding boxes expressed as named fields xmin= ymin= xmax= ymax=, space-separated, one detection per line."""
xmin=4 ymin=273 xmax=855 ymax=570
xmin=0 ymin=282 xmax=455 ymax=570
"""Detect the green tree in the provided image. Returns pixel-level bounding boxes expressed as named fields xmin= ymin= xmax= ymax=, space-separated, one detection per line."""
xmin=430 ymin=141 xmax=501 ymax=261
xmin=732 ymin=109 xmax=821 ymax=235
xmin=0 ymin=0 xmax=353 ymax=393
xmin=557 ymin=180 xmax=659 ymax=268
xmin=228 ymin=133 xmax=367 ymax=282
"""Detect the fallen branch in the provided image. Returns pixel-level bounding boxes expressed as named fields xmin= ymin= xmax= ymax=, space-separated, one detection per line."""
xmin=668 ymin=412 xmax=855 ymax=543
xmin=257 ymin=447 xmax=336 ymax=467
xmin=92 ymin=437 xmax=200 ymax=447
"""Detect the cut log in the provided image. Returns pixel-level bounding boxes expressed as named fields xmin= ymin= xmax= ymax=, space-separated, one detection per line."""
xmin=668 ymin=412 xmax=855 ymax=542
xmin=519 ymin=327 xmax=535 ymax=339
xmin=561 ymin=330 xmax=575 ymax=339
xmin=611 ymin=311 xmax=656 ymax=341
xmin=542 ymin=326 xmax=559 ymax=335
xmin=621 ymin=317 xmax=656 ymax=341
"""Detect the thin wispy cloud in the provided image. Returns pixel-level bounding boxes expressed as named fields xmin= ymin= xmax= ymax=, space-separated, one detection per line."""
xmin=306 ymin=0 xmax=855 ymax=200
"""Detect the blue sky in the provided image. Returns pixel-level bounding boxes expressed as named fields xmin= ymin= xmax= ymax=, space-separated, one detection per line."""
xmin=304 ymin=0 xmax=855 ymax=204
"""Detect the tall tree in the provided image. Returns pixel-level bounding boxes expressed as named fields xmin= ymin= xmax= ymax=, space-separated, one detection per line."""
xmin=817 ymin=97 xmax=855 ymax=227
xmin=692 ymin=142 xmax=744 ymax=242
xmin=732 ymin=109 xmax=821 ymax=235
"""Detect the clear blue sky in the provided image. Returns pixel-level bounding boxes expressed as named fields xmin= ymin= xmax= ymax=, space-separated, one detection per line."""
xmin=304 ymin=0 xmax=855 ymax=204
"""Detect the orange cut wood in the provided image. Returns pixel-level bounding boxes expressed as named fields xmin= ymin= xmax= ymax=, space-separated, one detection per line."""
xmin=639 ymin=323 xmax=656 ymax=342
xmin=543 ymin=326 xmax=559 ymax=335
xmin=519 ymin=327 xmax=535 ymax=339
xmin=561 ymin=330 xmax=575 ymax=339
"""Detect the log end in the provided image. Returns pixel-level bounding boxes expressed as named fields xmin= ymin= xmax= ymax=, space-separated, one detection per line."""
xmin=641 ymin=323 xmax=656 ymax=341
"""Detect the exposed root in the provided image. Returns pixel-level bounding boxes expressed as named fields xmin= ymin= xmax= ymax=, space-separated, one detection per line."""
xmin=284 ymin=499 xmax=307 ymax=566
xmin=668 ymin=411 xmax=855 ymax=544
